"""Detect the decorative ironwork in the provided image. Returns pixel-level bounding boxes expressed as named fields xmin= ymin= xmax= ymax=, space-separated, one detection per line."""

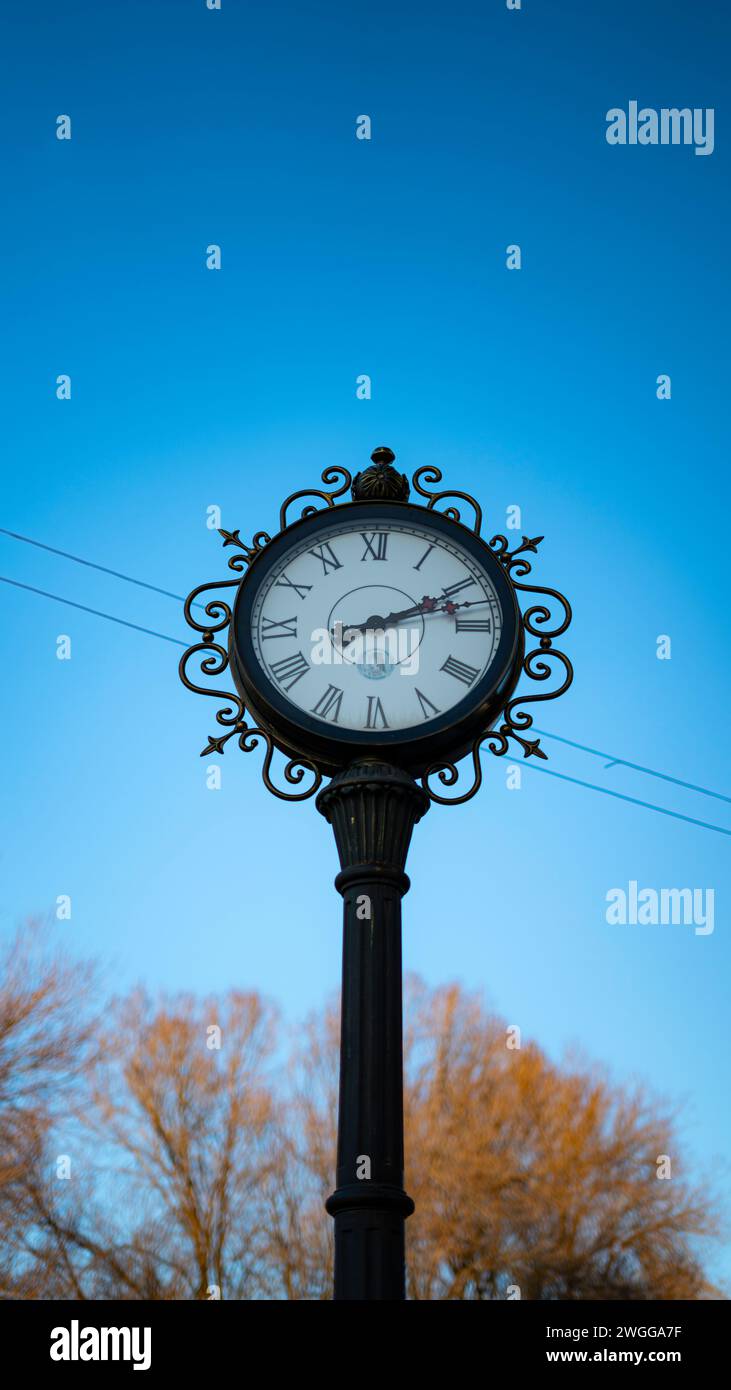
xmin=182 ymin=579 xmax=239 ymax=636
xmin=179 ymin=579 xmax=245 ymax=729
xmin=179 ymin=638 xmax=245 ymax=727
xmin=489 ymin=532 xmax=544 ymax=574
xmin=180 ymin=448 xmax=573 ymax=807
xmin=411 ymin=465 xmax=483 ymax=535
xmin=200 ymin=719 xmax=322 ymax=800
xmin=352 ymin=447 xmax=410 ymax=502
xmin=421 ymin=533 xmax=573 ymax=805
xmin=278 ymin=465 xmax=352 ymax=532
xmin=218 ymin=529 xmax=271 ymax=574
xmin=179 ymin=578 xmax=322 ymax=801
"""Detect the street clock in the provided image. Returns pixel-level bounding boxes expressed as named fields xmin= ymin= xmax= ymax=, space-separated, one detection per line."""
xmin=180 ymin=444 xmax=573 ymax=1301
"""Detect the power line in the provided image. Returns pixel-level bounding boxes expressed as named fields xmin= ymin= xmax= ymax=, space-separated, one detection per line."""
xmin=3 ymin=566 xmax=729 ymax=838
xmin=533 ymin=727 xmax=731 ymax=806
xmin=5 ymin=527 xmax=726 ymax=808
xmin=3 ymin=527 xmax=726 ymax=807
xmin=0 ymin=576 xmax=187 ymax=647
xmin=525 ymin=763 xmax=730 ymax=838
xmin=0 ymin=527 xmax=204 ymax=609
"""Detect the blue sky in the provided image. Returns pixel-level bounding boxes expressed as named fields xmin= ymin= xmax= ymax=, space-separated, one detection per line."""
xmin=1 ymin=1 xmax=729 ymax=1284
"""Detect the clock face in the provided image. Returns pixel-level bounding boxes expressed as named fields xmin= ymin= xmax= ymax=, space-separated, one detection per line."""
xmin=232 ymin=502 xmax=520 ymax=771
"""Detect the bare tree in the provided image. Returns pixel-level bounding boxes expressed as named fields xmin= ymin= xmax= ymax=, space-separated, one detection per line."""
xmin=1 ymin=935 xmax=721 ymax=1299
xmin=284 ymin=976 xmax=723 ymax=1300
xmin=0 ymin=920 xmax=97 ymax=1296
xmin=78 ymin=987 xmax=282 ymax=1298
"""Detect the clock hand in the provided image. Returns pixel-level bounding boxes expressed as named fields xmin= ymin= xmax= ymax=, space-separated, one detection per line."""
xmin=336 ymin=596 xmax=436 ymax=644
xmin=333 ymin=599 xmax=425 ymax=644
xmin=380 ymin=596 xmax=438 ymax=624
xmin=336 ymin=596 xmax=490 ymax=645
xmin=381 ymin=595 xmax=492 ymax=623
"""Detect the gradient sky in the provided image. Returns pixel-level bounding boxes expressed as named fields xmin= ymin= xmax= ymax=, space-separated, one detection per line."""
xmin=1 ymin=1 xmax=729 ymax=1286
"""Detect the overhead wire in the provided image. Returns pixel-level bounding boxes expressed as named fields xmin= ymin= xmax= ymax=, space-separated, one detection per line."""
xmin=2 ymin=530 xmax=729 ymax=836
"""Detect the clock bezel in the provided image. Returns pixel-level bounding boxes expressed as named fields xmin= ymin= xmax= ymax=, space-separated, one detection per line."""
xmin=229 ymin=500 xmax=523 ymax=776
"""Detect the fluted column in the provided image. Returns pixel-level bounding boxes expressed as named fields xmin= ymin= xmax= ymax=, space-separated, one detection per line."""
xmin=316 ymin=759 xmax=429 ymax=1300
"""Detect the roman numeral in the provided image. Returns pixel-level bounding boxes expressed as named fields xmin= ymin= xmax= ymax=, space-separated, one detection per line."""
xmin=365 ymin=696 xmax=388 ymax=729
xmin=360 ymin=532 xmax=389 ymax=561
xmin=441 ymin=655 xmax=480 ymax=686
xmin=455 ymin=615 xmax=492 ymax=633
xmin=310 ymin=684 xmax=344 ymax=722
xmin=269 ymin=651 xmax=309 ymax=691
xmin=275 ymin=572 xmax=312 ymax=600
xmin=413 ymin=545 xmax=435 ymax=571
xmin=308 ymin=543 xmax=342 ymax=575
xmin=442 ymin=576 xmax=476 ymax=598
xmin=261 ymin=616 xmax=298 ymax=640
xmin=415 ymin=688 xmax=441 ymax=720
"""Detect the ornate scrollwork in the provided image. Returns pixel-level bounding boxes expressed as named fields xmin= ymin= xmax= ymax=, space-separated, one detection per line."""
xmin=180 ymin=577 xmax=322 ymax=801
xmin=278 ymin=466 xmax=353 ymax=532
xmin=489 ymin=533 xmax=544 ymax=577
xmin=179 ymin=578 xmax=245 ymax=731
xmin=421 ymin=544 xmax=573 ymax=805
xmin=181 ymin=448 xmax=572 ymax=808
xmin=238 ymin=726 xmax=323 ymax=801
xmin=198 ymin=721 xmax=322 ymax=801
xmin=218 ymin=528 xmax=272 ymax=574
xmin=420 ymin=743 xmax=487 ymax=807
xmin=485 ymin=645 xmax=574 ymax=761
xmin=411 ymin=466 xmax=483 ymax=534
xmin=183 ymin=579 xmax=239 ymax=635
xmin=179 ymin=639 xmax=245 ymax=729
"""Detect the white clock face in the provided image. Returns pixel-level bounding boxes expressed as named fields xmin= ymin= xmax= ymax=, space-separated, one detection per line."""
xmin=249 ymin=517 xmax=503 ymax=734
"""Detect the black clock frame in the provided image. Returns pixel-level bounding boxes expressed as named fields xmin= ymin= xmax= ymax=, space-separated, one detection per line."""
xmin=229 ymin=500 xmax=522 ymax=777
xmin=180 ymin=451 xmax=573 ymax=805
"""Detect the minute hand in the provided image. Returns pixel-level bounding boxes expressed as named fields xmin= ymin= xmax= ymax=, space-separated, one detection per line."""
xmin=380 ymin=596 xmax=488 ymax=625
xmin=340 ymin=596 xmax=487 ymax=643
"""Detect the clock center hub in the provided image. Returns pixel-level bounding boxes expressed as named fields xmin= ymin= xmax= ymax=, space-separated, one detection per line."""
xmin=327 ymin=584 xmax=426 ymax=680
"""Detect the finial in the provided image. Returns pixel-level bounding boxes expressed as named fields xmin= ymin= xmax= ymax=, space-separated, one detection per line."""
xmin=351 ymin=446 xmax=410 ymax=502
xmin=370 ymin=445 xmax=396 ymax=466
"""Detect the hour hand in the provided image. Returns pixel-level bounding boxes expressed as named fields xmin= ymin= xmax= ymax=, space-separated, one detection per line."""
xmin=335 ymin=598 xmax=430 ymax=645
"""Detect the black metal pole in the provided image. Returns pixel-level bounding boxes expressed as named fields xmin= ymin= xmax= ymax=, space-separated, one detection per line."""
xmin=316 ymin=759 xmax=429 ymax=1300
